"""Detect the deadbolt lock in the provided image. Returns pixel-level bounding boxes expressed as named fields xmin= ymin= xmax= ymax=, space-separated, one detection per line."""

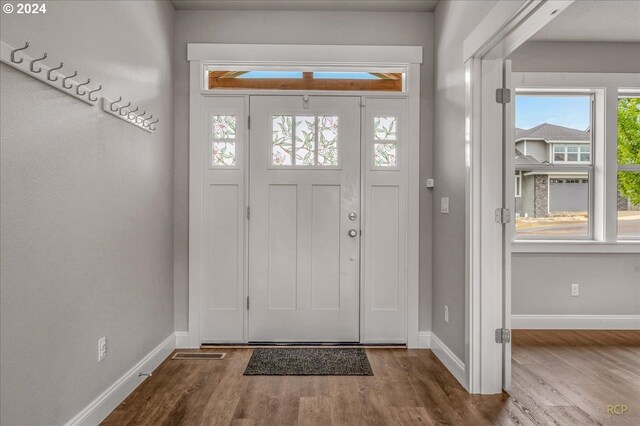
xmin=348 ymin=229 xmax=358 ymax=237
xmin=348 ymin=212 xmax=357 ymax=221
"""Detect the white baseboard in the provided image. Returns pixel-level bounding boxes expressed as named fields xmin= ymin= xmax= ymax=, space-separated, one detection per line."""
xmin=417 ymin=331 xmax=431 ymax=348
xmin=512 ymin=314 xmax=640 ymax=330
xmin=65 ymin=333 xmax=175 ymax=426
xmin=175 ymin=331 xmax=190 ymax=348
xmin=429 ymin=333 xmax=466 ymax=388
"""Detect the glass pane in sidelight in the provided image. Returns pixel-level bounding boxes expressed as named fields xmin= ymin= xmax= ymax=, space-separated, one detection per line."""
xmin=374 ymin=116 xmax=397 ymax=141
xmin=374 ymin=143 xmax=397 ymax=167
xmin=212 ymin=141 xmax=236 ymax=167
xmin=212 ymin=115 xmax=236 ymax=139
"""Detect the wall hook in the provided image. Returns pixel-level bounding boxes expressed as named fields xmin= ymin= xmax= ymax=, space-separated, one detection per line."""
xmin=119 ymin=102 xmax=132 ymax=116
xmin=30 ymin=52 xmax=48 ymax=73
xmin=87 ymin=85 xmax=102 ymax=101
xmin=110 ymin=97 xmax=122 ymax=112
xmin=136 ymin=112 xmax=150 ymax=124
xmin=62 ymin=71 xmax=78 ymax=89
xmin=142 ymin=115 xmax=153 ymax=126
xmin=47 ymin=62 xmax=64 ymax=82
xmin=76 ymin=79 xmax=91 ymax=96
xmin=127 ymin=107 xmax=140 ymax=120
xmin=148 ymin=119 xmax=159 ymax=130
xmin=10 ymin=42 xmax=29 ymax=64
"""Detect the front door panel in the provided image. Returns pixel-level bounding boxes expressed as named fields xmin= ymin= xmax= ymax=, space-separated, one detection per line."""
xmin=249 ymin=96 xmax=361 ymax=342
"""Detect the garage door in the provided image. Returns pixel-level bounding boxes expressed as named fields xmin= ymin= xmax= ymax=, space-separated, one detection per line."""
xmin=548 ymin=178 xmax=588 ymax=213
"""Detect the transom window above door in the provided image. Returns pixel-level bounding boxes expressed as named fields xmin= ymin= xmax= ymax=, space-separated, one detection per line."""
xmin=206 ymin=68 xmax=405 ymax=92
xmin=272 ymin=115 xmax=339 ymax=167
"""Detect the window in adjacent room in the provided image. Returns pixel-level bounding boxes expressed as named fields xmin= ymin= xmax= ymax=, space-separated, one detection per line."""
xmin=513 ymin=93 xmax=593 ymax=239
xmin=617 ymin=94 xmax=640 ymax=239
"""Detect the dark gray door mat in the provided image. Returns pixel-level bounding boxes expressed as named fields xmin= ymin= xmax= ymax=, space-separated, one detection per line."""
xmin=243 ymin=348 xmax=374 ymax=376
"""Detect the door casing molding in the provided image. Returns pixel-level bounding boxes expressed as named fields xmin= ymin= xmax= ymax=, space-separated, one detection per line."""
xmin=187 ymin=44 xmax=423 ymax=348
xmin=463 ymin=0 xmax=574 ymax=394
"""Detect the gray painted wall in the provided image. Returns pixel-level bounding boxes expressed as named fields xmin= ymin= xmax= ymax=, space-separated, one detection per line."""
xmin=0 ymin=1 xmax=175 ymax=425
xmin=433 ymin=0 xmax=497 ymax=360
xmin=510 ymin=41 xmax=640 ymax=73
xmin=513 ymin=254 xmax=640 ymax=315
xmin=511 ymin=42 xmax=640 ymax=317
xmin=172 ymin=10 xmax=435 ymax=333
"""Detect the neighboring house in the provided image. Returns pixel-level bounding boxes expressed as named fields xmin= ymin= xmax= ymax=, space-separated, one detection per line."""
xmin=514 ymin=123 xmax=590 ymax=218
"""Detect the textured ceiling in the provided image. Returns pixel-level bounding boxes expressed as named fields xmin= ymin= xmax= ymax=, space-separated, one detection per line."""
xmin=171 ymin=0 xmax=439 ymax=12
xmin=531 ymin=0 xmax=640 ymax=42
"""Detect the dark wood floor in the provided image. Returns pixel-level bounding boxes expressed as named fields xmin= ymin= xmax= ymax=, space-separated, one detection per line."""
xmin=103 ymin=330 xmax=640 ymax=425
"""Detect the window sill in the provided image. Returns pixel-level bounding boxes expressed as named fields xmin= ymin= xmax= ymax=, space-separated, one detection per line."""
xmin=511 ymin=241 xmax=640 ymax=254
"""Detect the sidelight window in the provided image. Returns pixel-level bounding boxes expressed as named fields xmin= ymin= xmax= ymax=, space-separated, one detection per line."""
xmin=211 ymin=115 xmax=237 ymax=167
xmin=373 ymin=116 xmax=398 ymax=168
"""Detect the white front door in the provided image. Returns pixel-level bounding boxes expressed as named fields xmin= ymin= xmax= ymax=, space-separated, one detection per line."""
xmin=248 ymin=96 xmax=361 ymax=342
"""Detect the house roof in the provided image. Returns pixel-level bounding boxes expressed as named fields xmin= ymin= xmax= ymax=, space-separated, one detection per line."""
xmin=515 ymin=123 xmax=590 ymax=142
xmin=515 ymin=153 xmax=542 ymax=165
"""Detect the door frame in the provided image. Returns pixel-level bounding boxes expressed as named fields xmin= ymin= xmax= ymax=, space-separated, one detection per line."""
xmin=463 ymin=0 xmax=574 ymax=393
xmin=187 ymin=44 xmax=423 ymax=348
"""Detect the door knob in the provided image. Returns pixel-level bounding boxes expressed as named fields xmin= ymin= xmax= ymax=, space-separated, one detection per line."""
xmin=348 ymin=229 xmax=358 ymax=237
xmin=348 ymin=212 xmax=357 ymax=221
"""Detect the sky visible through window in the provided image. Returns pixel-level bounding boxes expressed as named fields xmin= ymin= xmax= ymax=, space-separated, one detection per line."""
xmin=516 ymin=95 xmax=591 ymax=131
xmin=235 ymin=71 xmax=380 ymax=80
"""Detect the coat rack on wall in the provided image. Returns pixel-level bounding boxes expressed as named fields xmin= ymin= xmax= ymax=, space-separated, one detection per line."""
xmin=102 ymin=98 xmax=158 ymax=133
xmin=0 ymin=40 xmax=159 ymax=133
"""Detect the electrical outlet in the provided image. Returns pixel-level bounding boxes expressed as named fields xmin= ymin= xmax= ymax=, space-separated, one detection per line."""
xmin=98 ymin=337 xmax=107 ymax=362
xmin=444 ymin=305 xmax=449 ymax=323
xmin=571 ymin=283 xmax=579 ymax=297
xmin=441 ymin=197 xmax=450 ymax=214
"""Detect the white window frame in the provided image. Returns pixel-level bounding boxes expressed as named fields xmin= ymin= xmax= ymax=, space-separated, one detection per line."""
xmin=617 ymin=92 xmax=640 ymax=240
xmin=509 ymin=73 xmax=640 ymax=252
xmin=514 ymin=172 xmax=522 ymax=197
xmin=551 ymin=143 xmax=591 ymax=164
xmin=514 ymin=91 xmax=595 ymax=241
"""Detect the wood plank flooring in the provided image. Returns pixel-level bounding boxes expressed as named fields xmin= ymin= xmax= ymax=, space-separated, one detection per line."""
xmin=103 ymin=330 xmax=640 ymax=425
xmin=510 ymin=330 xmax=640 ymax=426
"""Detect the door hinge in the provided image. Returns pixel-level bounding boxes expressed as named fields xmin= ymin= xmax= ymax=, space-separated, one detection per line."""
xmin=246 ymin=296 xmax=250 ymax=310
xmin=495 ymin=88 xmax=511 ymax=104
xmin=495 ymin=328 xmax=511 ymax=344
xmin=247 ymin=206 xmax=250 ymax=220
xmin=495 ymin=208 xmax=511 ymax=224
xmin=247 ymin=116 xmax=251 ymax=130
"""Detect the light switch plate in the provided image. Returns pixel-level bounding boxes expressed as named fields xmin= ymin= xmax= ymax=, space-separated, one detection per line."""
xmin=441 ymin=197 xmax=449 ymax=214
xmin=571 ymin=283 xmax=579 ymax=297
xmin=426 ymin=178 xmax=435 ymax=188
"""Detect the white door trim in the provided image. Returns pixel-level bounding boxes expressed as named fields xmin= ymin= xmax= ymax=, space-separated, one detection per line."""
xmin=188 ymin=44 xmax=422 ymax=348
xmin=463 ymin=0 xmax=574 ymax=394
